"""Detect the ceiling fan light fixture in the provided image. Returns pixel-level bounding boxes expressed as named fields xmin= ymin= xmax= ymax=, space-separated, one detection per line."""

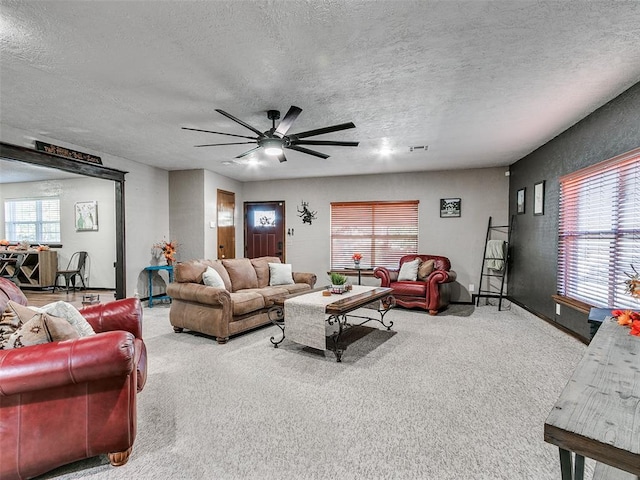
xmin=262 ymin=138 xmax=283 ymax=156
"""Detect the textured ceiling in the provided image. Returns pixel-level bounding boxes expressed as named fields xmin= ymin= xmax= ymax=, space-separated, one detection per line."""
xmin=1 ymin=0 xmax=639 ymax=182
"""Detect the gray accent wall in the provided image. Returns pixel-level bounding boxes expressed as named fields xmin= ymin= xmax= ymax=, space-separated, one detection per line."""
xmin=508 ymin=82 xmax=640 ymax=340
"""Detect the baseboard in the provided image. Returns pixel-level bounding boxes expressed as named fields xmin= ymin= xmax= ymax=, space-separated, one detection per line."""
xmin=507 ymin=296 xmax=589 ymax=345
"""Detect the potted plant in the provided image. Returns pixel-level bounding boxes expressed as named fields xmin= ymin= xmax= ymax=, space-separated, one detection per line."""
xmin=330 ymin=272 xmax=348 ymax=294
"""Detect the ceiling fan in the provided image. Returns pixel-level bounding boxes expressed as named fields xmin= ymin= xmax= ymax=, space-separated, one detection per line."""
xmin=182 ymin=106 xmax=358 ymax=163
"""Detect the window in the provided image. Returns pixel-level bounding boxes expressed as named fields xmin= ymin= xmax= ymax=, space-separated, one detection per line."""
xmin=4 ymin=197 xmax=61 ymax=243
xmin=330 ymin=201 xmax=419 ymax=269
xmin=558 ymin=148 xmax=640 ymax=309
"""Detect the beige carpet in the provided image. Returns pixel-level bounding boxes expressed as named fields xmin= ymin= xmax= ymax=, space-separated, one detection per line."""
xmin=39 ymin=303 xmax=593 ymax=480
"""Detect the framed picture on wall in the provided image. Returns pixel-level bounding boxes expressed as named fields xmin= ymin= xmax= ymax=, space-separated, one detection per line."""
xmin=75 ymin=201 xmax=98 ymax=231
xmin=517 ymin=188 xmax=525 ymax=214
xmin=440 ymin=198 xmax=461 ymax=218
xmin=534 ymin=181 xmax=545 ymax=216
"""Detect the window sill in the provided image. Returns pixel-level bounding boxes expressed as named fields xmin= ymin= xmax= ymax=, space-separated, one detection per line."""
xmin=551 ymin=294 xmax=594 ymax=315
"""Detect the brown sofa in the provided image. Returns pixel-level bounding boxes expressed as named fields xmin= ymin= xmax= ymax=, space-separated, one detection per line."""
xmin=167 ymin=256 xmax=316 ymax=343
xmin=0 ymin=278 xmax=147 ymax=480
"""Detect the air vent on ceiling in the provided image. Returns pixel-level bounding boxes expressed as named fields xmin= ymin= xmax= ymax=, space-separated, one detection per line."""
xmin=409 ymin=145 xmax=429 ymax=152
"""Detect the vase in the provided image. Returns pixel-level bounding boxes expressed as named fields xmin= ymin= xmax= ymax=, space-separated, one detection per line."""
xmin=354 ymin=260 xmax=360 ymax=268
xmin=166 ymin=258 xmax=173 ymax=266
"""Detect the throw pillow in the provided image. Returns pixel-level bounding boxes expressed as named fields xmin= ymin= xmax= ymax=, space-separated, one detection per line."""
xmin=269 ymin=263 xmax=294 ymax=286
xmin=222 ymin=258 xmax=259 ymax=291
xmin=417 ymin=259 xmax=435 ymax=281
xmin=0 ymin=300 xmax=35 ymax=348
xmin=35 ymin=301 xmax=95 ymax=337
xmin=398 ymin=258 xmax=420 ymax=281
xmin=4 ymin=312 xmax=79 ymax=349
xmin=203 ymin=266 xmax=226 ymax=289
xmin=251 ymin=257 xmax=281 ymax=288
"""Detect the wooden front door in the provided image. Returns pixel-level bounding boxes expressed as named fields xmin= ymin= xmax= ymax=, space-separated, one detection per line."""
xmin=244 ymin=201 xmax=286 ymax=260
xmin=217 ymin=189 xmax=236 ymax=259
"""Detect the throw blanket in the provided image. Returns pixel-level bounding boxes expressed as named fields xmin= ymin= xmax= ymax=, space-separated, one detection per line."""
xmin=285 ymin=285 xmax=375 ymax=350
xmin=485 ymin=240 xmax=506 ymax=271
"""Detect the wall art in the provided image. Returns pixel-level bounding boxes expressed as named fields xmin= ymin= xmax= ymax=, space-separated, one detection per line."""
xmin=75 ymin=201 xmax=98 ymax=231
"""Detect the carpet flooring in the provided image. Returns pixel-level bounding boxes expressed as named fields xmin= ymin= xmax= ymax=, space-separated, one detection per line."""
xmin=39 ymin=302 xmax=593 ymax=480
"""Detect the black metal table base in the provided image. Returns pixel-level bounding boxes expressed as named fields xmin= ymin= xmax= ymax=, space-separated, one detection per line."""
xmin=268 ymin=296 xmax=395 ymax=362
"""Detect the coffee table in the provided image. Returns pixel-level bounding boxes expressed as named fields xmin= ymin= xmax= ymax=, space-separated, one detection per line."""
xmin=268 ymin=286 xmax=395 ymax=362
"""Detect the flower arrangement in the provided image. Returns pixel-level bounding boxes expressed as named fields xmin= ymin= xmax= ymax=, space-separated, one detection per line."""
xmin=0 ymin=239 xmax=9 ymax=247
xmin=36 ymin=245 xmax=50 ymax=251
xmin=153 ymin=239 xmax=178 ymax=265
xmin=352 ymin=252 xmax=363 ymax=261
xmin=623 ymin=264 xmax=640 ymax=298
xmin=612 ymin=309 xmax=640 ymax=337
xmin=612 ymin=265 xmax=640 ymax=337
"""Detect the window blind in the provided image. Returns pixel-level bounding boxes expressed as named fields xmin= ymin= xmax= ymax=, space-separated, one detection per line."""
xmin=4 ymin=197 xmax=61 ymax=243
xmin=330 ymin=200 xmax=419 ymax=269
xmin=558 ymin=148 xmax=640 ymax=309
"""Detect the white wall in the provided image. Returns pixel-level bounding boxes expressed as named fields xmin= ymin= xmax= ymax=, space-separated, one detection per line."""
xmin=0 ymin=177 xmax=115 ymax=288
xmin=243 ymin=168 xmax=509 ymax=302
xmin=1 ymin=125 xmax=170 ymax=298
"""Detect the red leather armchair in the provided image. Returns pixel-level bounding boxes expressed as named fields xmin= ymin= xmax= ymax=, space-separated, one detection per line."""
xmin=374 ymin=254 xmax=457 ymax=315
xmin=0 ymin=279 xmax=147 ymax=480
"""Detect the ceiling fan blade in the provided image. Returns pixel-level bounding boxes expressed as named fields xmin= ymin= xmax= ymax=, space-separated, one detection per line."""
xmin=194 ymin=142 xmax=257 ymax=147
xmin=291 ymin=140 xmax=359 ymax=147
xmin=274 ymin=105 xmax=302 ymax=138
xmin=182 ymin=127 xmax=257 ymax=140
xmin=290 ymin=122 xmax=356 ymax=139
xmin=235 ymin=146 xmax=262 ymax=159
xmin=215 ymin=109 xmax=265 ymax=137
xmin=287 ymin=145 xmax=330 ymax=159
xmin=276 ymin=152 xmax=287 ymax=163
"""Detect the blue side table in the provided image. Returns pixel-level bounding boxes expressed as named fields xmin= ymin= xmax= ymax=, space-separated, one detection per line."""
xmin=145 ymin=265 xmax=174 ymax=308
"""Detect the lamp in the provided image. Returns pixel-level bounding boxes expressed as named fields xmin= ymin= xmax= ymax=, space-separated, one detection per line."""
xmin=262 ymin=138 xmax=283 ymax=156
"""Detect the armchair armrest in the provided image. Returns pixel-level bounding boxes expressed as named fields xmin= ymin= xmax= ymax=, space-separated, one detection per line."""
xmin=293 ymin=272 xmax=317 ymax=288
xmin=373 ymin=267 xmax=398 ymax=286
xmin=428 ymin=269 xmax=457 ymax=284
xmin=0 ymin=331 xmax=136 ymax=397
xmin=81 ymin=297 xmax=143 ymax=338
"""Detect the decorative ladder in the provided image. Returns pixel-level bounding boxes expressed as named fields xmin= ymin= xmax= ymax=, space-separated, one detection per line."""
xmin=475 ymin=216 xmax=513 ymax=310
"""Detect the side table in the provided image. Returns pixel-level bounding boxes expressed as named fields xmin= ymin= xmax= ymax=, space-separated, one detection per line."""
xmin=145 ymin=265 xmax=174 ymax=307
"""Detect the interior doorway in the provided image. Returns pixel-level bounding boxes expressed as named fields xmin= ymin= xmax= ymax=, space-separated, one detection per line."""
xmin=217 ymin=189 xmax=235 ymax=260
xmin=244 ymin=201 xmax=286 ymax=261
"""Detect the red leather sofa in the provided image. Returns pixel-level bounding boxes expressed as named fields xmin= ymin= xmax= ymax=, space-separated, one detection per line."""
xmin=0 ymin=278 xmax=147 ymax=480
xmin=374 ymin=254 xmax=457 ymax=315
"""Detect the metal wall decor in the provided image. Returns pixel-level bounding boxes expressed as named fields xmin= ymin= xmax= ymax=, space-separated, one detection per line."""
xmin=297 ymin=201 xmax=317 ymax=225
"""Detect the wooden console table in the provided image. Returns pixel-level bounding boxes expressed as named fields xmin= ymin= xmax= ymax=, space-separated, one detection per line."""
xmin=145 ymin=265 xmax=174 ymax=307
xmin=0 ymin=249 xmax=57 ymax=288
xmin=544 ymin=318 xmax=640 ymax=480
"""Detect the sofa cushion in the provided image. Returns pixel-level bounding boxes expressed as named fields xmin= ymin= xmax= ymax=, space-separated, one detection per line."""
xmin=4 ymin=311 xmax=79 ymax=349
xmin=223 ymin=258 xmax=259 ymax=292
xmin=245 ymin=286 xmax=289 ymax=305
xmin=417 ymin=259 xmax=435 ymax=281
xmin=391 ymin=281 xmax=427 ymax=297
xmin=1 ymin=301 xmax=80 ymax=349
xmin=0 ymin=300 xmax=29 ymax=347
xmin=32 ymin=301 xmax=95 ymax=337
xmin=269 ymin=263 xmax=294 ymax=286
xmin=204 ymin=261 xmax=233 ymax=291
xmin=280 ymin=283 xmax=313 ymax=294
xmin=398 ymin=258 xmax=420 ymax=281
xmin=251 ymin=257 xmax=281 ymax=288
xmin=203 ymin=266 xmax=226 ymax=289
xmin=174 ymin=259 xmax=208 ymax=283
xmin=229 ymin=291 xmax=265 ymax=315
